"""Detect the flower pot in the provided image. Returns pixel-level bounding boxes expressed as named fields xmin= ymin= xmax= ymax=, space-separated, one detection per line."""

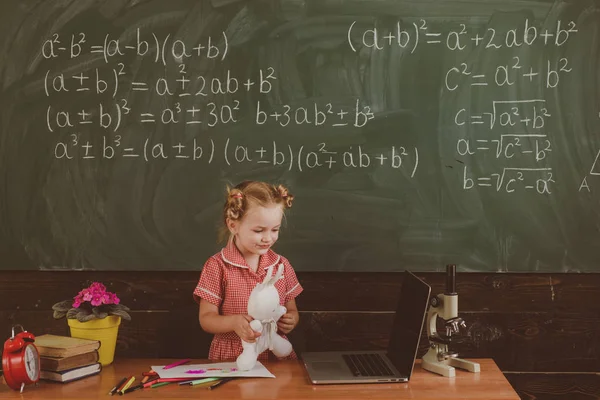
xmin=67 ymin=316 xmax=121 ymax=366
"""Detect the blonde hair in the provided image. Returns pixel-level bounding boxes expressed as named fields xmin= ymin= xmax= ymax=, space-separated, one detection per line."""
xmin=220 ymin=181 xmax=294 ymax=242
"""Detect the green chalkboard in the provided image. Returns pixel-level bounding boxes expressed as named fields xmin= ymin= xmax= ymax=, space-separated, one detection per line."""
xmin=0 ymin=0 xmax=599 ymax=271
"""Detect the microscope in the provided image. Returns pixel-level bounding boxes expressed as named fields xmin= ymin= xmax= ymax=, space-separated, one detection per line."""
xmin=421 ymin=264 xmax=480 ymax=378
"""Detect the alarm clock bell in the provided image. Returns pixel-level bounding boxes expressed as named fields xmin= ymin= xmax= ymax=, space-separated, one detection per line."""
xmin=2 ymin=324 xmax=40 ymax=393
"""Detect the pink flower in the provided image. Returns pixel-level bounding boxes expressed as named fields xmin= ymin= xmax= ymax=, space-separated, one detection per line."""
xmin=67 ymin=282 xmax=125 ymax=312
xmin=89 ymin=282 xmax=106 ymax=292
xmin=72 ymin=292 xmax=84 ymax=307
xmin=102 ymin=293 xmax=112 ymax=305
xmin=82 ymin=290 xmax=92 ymax=302
xmin=91 ymin=295 xmax=103 ymax=307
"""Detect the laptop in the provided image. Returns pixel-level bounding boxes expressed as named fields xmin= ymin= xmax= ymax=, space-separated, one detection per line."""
xmin=301 ymin=270 xmax=431 ymax=384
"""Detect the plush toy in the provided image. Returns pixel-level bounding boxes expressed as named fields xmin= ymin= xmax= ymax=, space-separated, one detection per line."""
xmin=236 ymin=264 xmax=293 ymax=371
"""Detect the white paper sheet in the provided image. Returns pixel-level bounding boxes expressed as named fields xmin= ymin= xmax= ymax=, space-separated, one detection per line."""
xmin=150 ymin=361 xmax=275 ymax=379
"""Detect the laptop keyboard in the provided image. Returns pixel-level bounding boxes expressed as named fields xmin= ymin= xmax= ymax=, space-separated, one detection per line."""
xmin=342 ymin=353 xmax=395 ymax=377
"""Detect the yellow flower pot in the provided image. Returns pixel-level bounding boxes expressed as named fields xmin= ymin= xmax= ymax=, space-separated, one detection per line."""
xmin=68 ymin=315 xmax=121 ymax=366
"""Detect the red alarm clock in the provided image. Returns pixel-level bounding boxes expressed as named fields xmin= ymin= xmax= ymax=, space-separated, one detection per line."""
xmin=2 ymin=325 xmax=40 ymax=392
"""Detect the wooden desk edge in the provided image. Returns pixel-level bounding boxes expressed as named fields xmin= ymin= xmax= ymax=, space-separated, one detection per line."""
xmin=0 ymin=358 xmax=519 ymax=400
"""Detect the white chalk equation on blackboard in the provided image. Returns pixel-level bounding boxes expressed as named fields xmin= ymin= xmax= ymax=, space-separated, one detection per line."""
xmin=445 ymin=57 xmax=572 ymax=90
xmin=457 ymin=134 xmax=551 ymax=162
xmin=464 ymin=166 xmax=554 ymax=194
xmin=42 ymin=28 xmax=229 ymax=64
xmin=255 ymin=99 xmax=374 ymax=128
xmin=579 ymin=149 xmax=600 ymax=192
xmin=44 ymin=64 xmax=374 ymax=130
xmin=44 ymin=65 xmax=277 ymax=99
xmin=45 ymin=99 xmax=374 ymax=131
xmin=53 ymin=136 xmax=419 ymax=176
xmin=454 ymin=99 xmax=550 ymax=130
xmin=348 ymin=19 xmax=577 ymax=54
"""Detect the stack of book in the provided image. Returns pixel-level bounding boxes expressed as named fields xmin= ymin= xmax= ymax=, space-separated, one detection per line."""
xmin=35 ymin=334 xmax=102 ymax=383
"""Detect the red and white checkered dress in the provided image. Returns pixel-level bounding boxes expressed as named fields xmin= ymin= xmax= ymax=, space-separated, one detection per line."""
xmin=193 ymin=241 xmax=303 ymax=361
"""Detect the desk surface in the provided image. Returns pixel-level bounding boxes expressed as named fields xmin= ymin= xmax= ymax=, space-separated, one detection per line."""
xmin=0 ymin=358 xmax=519 ymax=400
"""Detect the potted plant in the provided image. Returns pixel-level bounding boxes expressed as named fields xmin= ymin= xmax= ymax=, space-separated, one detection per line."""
xmin=52 ymin=282 xmax=131 ymax=366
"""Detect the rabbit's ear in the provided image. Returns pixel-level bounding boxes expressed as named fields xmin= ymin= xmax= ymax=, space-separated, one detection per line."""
xmin=269 ymin=263 xmax=284 ymax=285
xmin=262 ymin=265 xmax=274 ymax=285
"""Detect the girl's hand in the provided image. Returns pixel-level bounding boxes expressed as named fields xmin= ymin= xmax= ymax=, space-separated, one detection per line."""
xmin=277 ymin=313 xmax=297 ymax=334
xmin=233 ymin=314 xmax=261 ymax=343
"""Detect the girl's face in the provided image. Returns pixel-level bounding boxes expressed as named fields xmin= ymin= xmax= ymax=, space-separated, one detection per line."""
xmin=228 ymin=204 xmax=284 ymax=259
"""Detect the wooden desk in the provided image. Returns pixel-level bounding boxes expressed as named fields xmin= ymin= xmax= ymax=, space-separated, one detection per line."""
xmin=0 ymin=358 xmax=519 ymax=399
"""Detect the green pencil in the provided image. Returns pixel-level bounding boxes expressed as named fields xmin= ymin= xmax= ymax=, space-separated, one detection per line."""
xmin=191 ymin=378 xmax=220 ymax=386
xmin=151 ymin=382 xmax=170 ymax=388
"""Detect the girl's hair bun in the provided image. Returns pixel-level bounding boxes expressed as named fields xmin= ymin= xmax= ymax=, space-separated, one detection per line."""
xmin=225 ymin=188 xmax=245 ymax=221
xmin=275 ymin=184 xmax=294 ymax=209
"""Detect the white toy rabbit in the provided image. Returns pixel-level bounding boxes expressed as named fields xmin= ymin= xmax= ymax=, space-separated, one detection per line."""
xmin=236 ymin=263 xmax=293 ymax=371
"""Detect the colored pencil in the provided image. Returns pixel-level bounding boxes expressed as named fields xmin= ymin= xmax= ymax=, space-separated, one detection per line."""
xmin=163 ymin=359 xmax=191 ymax=369
xmin=109 ymin=377 xmax=127 ymax=396
xmin=119 ymin=376 xmax=136 ymax=394
xmin=208 ymin=377 xmax=234 ymax=390
xmin=121 ymin=383 xmax=143 ymax=395
xmin=142 ymin=378 xmax=160 ymax=388
xmin=156 ymin=378 xmax=192 ymax=382
xmin=193 ymin=378 xmax=221 ymax=387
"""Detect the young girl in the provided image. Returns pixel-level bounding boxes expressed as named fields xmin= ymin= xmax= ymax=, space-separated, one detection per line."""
xmin=193 ymin=181 xmax=303 ymax=361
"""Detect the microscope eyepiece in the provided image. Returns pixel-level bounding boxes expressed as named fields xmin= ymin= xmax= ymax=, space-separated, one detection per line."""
xmin=445 ymin=264 xmax=457 ymax=295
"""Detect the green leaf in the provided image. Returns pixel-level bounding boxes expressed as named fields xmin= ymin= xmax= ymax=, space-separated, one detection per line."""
xmin=52 ymin=300 xmax=72 ymax=312
xmin=103 ymin=304 xmax=115 ymax=312
xmin=92 ymin=307 xmax=108 ymax=319
xmin=66 ymin=308 xmax=79 ymax=319
xmin=53 ymin=310 xmax=66 ymax=319
xmin=110 ymin=309 xmax=131 ymax=321
xmin=117 ymin=304 xmax=131 ymax=312
xmin=76 ymin=310 xmax=95 ymax=322
xmin=106 ymin=304 xmax=130 ymax=313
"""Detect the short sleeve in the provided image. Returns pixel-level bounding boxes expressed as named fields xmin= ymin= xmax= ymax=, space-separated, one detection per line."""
xmin=193 ymin=257 xmax=224 ymax=307
xmin=281 ymin=257 xmax=303 ymax=303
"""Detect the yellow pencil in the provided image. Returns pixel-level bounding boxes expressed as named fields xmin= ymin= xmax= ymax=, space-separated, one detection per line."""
xmin=120 ymin=376 xmax=136 ymax=394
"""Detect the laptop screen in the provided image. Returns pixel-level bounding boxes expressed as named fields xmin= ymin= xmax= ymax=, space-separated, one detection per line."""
xmin=386 ymin=271 xmax=431 ymax=377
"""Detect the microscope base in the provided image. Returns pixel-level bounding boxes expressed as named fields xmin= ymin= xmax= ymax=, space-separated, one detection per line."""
xmin=422 ymin=347 xmax=481 ymax=378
